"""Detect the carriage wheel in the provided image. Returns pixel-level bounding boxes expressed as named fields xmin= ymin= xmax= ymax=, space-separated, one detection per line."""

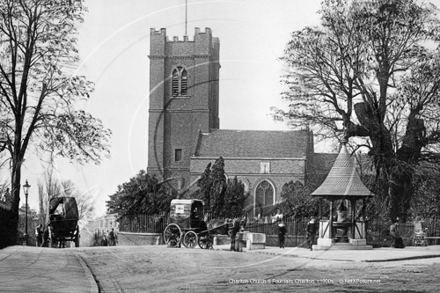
xmin=164 ymin=223 xmax=182 ymax=247
xmin=198 ymin=234 xmax=212 ymax=249
xmin=182 ymin=231 xmax=198 ymax=249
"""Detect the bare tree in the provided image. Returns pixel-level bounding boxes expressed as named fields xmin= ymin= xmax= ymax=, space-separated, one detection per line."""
xmin=0 ymin=0 xmax=111 ymax=245
xmin=38 ymin=172 xmax=95 ymax=227
xmin=274 ymin=0 xmax=440 ymax=221
xmin=61 ymin=180 xmax=95 ymax=223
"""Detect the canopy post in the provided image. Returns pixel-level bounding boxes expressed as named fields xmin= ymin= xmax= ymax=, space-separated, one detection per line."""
xmin=329 ymin=199 xmax=334 ymax=239
xmin=350 ymin=199 xmax=356 ymax=239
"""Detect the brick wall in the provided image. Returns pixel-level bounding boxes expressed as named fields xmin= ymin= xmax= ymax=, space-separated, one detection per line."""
xmin=147 ymin=27 xmax=220 ymax=189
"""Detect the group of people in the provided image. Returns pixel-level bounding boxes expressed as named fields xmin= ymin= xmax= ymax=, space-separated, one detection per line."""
xmin=228 ymin=218 xmax=245 ymax=251
xmin=100 ymin=228 xmax=118 ymax=246
xmin=35 ymin=224 xmax=71 ymax=248
xmin=35 ymin=224 xmax=54 ymax=247
xmin=277 ymin=217 xmax=318 ymax=250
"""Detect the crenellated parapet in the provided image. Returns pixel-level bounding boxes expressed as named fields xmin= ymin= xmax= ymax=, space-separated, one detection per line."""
xmin=149 ymin=27 xmax=219 ymax=58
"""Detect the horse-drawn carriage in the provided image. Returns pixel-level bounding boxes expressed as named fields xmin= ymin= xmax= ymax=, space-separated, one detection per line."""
xmin=163 ymin=199 xmax=213 ymax=249
xmin=47 ymin=197 xmax=80 ymax=248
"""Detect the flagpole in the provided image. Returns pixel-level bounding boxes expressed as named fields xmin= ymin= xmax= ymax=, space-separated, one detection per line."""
xmin=185 ymin=0 xmax=188 ymax=35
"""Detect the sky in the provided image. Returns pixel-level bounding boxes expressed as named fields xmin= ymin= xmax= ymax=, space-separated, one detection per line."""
xmin=16 ymin=0 xmax=380 ymax=216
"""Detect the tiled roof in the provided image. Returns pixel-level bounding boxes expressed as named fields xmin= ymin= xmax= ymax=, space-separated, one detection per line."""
xmin=311 ymin=143 xmax=374 ymax=198
xmin=195 ymin=129 xmax=310 ymax=158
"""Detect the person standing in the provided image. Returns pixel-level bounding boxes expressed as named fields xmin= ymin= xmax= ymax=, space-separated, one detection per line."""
xmin=35 ymin=224 xmax=43 ymax=247
xmin=101 ymin=233 xmax=108 ymax=246
xmin=42 ymin=225 xmax=53 ymax=247
xmin=306 ymin=218 xmax=317 ymax=250
xmin=108 ymin=228 xmax=117 ymax=246
xmin=390 ymin=218 xmax=405 ymax=248
xmin=230 ymin=218 xmax=240 ymax=251
xmin=278 ymin=222 xmax=287 ymax=248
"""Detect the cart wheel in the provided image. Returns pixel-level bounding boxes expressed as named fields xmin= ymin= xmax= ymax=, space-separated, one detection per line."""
xmin=198 ymin=234 xmax=212 ymax=249
xmin=182 ymin=231 xmax=198 ymax=249
xmin=164 ymin=223 xmax=182 ymax=247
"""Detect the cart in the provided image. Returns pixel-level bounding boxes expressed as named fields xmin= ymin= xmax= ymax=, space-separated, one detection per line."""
xmin=48 ymin=197 xmax=80 ymax=248
xmin=163 ymin=199 xmax=212 ymax=249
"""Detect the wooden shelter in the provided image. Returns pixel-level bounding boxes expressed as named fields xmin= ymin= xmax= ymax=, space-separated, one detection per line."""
xmin=311 ymin=142 xmax=374 ymax=250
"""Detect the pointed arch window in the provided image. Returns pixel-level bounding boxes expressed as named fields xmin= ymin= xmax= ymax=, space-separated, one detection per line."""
xmin=255 ymin=180 xmax=274 ymax=217
xmin=172 ymin=66 xmax=188 ymax=97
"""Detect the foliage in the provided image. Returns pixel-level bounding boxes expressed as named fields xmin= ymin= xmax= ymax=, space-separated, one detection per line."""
xmin=0 ymin=0 xmax=111 ymax=245
xmin=273 ymin=0 xmax=440 ymax=221
xmin=224 ymin=176 xmax=248 ymax=217
xmin=197 ymin=162 xmax=212 ymax=209
xmin=410 ymin=166 xmax=440 ymax=219
xmin=278 ymin=180 xmax=319 ymax=219
xmin=210 ymin=157 xmax=227 ymax=213
xmin=196 ymin=157 xmax=247 ymax=217
xmin=106 ymin=170 xmax=177 ymax=216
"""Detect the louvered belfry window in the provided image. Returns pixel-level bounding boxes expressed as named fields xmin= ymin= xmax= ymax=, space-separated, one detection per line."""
xmin=171 ymin=66 xmax=188 ymax=97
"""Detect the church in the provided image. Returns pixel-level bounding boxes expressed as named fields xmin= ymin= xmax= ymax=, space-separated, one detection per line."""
xmin=147 ymin=27 xmax=335 ymax=217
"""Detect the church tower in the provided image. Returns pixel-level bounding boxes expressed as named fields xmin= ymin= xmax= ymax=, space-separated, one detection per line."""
xmin=147 ymin=27 xmax=220 ymax=190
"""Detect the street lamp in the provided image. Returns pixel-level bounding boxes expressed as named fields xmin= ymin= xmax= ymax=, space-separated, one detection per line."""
xmin=23 ymin=180 xmax=31 ymax=246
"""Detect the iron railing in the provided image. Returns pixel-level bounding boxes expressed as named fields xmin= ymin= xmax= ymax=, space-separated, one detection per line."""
xmin=118 ymin=213 xmax=440 ymax=247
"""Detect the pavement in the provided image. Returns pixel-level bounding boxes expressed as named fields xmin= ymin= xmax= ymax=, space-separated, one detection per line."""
xmin=215 ymin=244 xmax=440 ymax=262
xmin=0 ymin=244 xmax=439 ymax=293
xmin=0 ymin=245 xmax=98 ymax=293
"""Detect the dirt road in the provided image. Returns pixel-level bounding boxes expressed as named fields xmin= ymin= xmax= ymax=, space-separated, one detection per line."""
xmin=76 ymin=245 xmax=440 ymax=293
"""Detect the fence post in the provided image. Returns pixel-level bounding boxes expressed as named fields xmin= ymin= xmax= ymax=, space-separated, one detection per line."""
xmin=295 ymin=218 xmax=298 ymax=247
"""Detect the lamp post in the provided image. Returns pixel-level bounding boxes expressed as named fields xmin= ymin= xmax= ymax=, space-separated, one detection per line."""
xmin=23 ymin=180 xmax=31 ymax=246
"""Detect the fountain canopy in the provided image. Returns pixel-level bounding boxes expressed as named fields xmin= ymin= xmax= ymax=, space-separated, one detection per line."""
xmin=311 ymin=143 xmax=374 ymax=199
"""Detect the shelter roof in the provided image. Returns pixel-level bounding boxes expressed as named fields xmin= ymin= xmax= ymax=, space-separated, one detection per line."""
xmin=311 ymin=143 xmax=374 ymax=199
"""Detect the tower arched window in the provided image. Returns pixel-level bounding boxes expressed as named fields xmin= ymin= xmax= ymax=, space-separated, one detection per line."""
xmin=172 ymin=66 xmax=188 ymax=97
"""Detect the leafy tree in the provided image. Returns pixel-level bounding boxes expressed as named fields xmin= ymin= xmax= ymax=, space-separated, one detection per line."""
xmin=0 ymin=0 xmax=111 ymax=245
xmin=273 ymin=0 xmax=440 ymax=221
xmin=196 ymin=157 xmax=247 ymax=217
xmin=223 ymin=176 xmax=248 ymax=217
xmin=106 ymin=170 xmax=177 ymax=216
xmin=278 ymin=180 xmax=319 ymax=219
xmin=410 ymin=166 xmax=440 ymax=219
xmin=210 ymin=157 xmax=227 ymax=213
xmin=197 ymin=162 xmax=212 ymax=209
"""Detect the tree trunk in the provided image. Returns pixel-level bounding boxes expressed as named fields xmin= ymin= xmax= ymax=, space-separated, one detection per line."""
xmin=8 ymin=153 xmax=23 ymax=246
xmin=351 ymin=102 xmax=401 ymax=220
xmin=389 ymin=170 xmax=414 ymax=223
xmin=350 ymin=102 xmax=426 ymax=222
xmin=0 ymin=209 xmax=16 ymax=249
